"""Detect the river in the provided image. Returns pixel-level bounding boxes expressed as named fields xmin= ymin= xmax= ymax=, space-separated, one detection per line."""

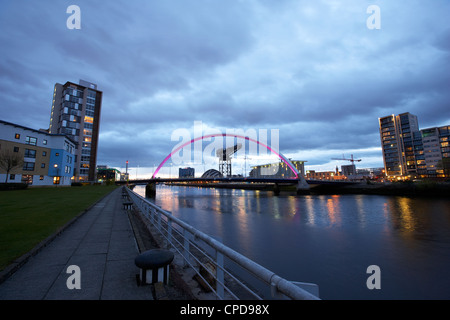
xmin=134 ymin=185 xmax=450 ymax=300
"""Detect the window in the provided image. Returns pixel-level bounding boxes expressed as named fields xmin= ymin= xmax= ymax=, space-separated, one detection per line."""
xmin=84 ymin=116 xmax=94 ymax=124
xmin=15 ymin=133 xmax=20 ymax=139
xmin=25 ymin=136 xmax=37 ymax=146
xmin=41 ymin=163 xmax=46 ymax=168
xmin=40 ymin=175 xmax=44 ymax=181
xmin=43 ymin=139 xmax=47 ymax=145
xmin=43 ymin=151 xmax=47 ymax=156
xmin=25 ymin=149 xmax=36 ymax=158
xmin=23 ymin=162 xmax=35 ymax=171
xmin=55 ymin=153 xmax=60 ymax=156
xmin=14 ymin=146 xmax=19 ymax=152
xmin=53 ymin=176 xmax=60 ymax=185
xmin=22 ymin=175 xmax=33 ymax=185
xmin=9 ymin=174 xmax=15 ymax=180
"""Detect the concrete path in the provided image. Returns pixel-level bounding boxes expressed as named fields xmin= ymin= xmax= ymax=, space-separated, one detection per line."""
xmin=0 ymin=187 xmax=154 ymax=300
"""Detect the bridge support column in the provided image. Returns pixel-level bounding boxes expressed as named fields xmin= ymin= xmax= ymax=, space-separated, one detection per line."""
xmin=273 ymin=183 xmax=280 ymax=196
xmin=296 ymin=178 xmax=310 ymax=195
xmin=145 ymin=182 xmax=156 ymax=198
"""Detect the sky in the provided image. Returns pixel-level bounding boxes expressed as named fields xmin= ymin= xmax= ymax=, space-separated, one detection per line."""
xmin=1 ymin=0 xmax=449 ymax=178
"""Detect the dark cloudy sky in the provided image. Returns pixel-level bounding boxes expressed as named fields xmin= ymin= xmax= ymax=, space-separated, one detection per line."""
xmin=1 ymin=0 xmax=449 ymax=177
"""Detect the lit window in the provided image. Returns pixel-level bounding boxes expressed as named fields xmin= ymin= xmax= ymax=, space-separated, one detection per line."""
xmin=84 ymin=116 xmax=94 ymax=124
xmin=25 ymin=136 xmax=37 ymax=146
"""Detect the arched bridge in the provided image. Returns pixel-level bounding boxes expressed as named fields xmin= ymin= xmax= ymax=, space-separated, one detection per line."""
xmin=116 ymin=133 xmax=360 ymax=196
xmin=150 ymin=132 xmax=308 ymax=186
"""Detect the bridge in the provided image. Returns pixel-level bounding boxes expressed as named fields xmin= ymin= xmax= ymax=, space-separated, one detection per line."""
xmin=117 ymin=177 xmax=354 ymax=185
xmin=116 ymin=177 xmax=358 ymax=197
xmin=119 ymin=132 xmax=357 ymax=196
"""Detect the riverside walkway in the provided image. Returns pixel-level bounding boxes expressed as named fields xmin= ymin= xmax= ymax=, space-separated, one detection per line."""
xmin=0 ymin=187 xmax=192 ymax=300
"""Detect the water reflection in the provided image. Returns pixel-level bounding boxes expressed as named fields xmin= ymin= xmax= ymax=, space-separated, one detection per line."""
xmin=136 ymin=185 xmax=450 ymax=238
xmin=134 ymin=185 xmax=450 ymax=299
xmin=326 ymin=195 xmax=341 ymax=227
xmin=305 ymin=196 xmax=315 ymax=225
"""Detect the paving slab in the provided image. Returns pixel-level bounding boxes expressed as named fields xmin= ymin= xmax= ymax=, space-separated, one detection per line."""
xmin=0 ymin=187 xmax=153 ymax=300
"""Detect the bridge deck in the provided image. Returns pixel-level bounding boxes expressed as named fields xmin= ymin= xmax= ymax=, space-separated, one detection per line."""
xmin=117 ymin=177 xmax=357 ymax=186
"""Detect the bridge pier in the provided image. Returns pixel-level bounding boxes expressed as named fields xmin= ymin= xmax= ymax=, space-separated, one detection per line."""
xmin=296 ymin=179 xmax=310 ymax=195
xmin=273 ymin=183 xmax=280 ymax=196
xmin=145 ymin=182 xmax=156 ymax=198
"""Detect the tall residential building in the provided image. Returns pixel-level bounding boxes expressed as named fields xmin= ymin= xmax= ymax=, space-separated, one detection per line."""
xmin=379 ymin=112 xmax=450 ymax=179
xmin=49 ymin=80 xmax=102 ymax=181
xmin=379 ymin=113 xmax=420 ymax=177
xmin=421 ymin=126 xmax=450 ymax=177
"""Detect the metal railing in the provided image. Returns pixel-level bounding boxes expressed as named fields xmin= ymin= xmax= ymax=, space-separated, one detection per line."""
xmin=124 ymin=186 xmax=320 ymax=300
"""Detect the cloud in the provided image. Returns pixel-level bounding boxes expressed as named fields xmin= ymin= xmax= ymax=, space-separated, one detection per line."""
xmin=1 ymin=0 xmax=449 ymax=174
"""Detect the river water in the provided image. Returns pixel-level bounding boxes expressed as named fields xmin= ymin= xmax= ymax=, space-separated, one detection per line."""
xmin=134 ymin=185 xmax=450 ymax=300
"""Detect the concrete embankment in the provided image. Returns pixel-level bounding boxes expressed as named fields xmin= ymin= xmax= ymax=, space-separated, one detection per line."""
xmin=307 ymin=181 xmax=450 ymax=198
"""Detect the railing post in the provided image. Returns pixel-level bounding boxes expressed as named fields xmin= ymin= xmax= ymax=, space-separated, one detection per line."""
xmin=216 ymin=249 xmax=224 ymax=299
xmin=183 ymin=229 xmax=190 ymax=267
xmin=167 ymin=218 xmax=172 ymax=249
xmin=151 ymin=208 xmax=155 ymax=224
xmin=157 ymin=210 xmax=161 ymax=231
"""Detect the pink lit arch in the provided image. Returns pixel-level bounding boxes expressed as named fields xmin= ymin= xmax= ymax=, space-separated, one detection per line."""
xmin=152 ymin=133 xmax=300 ymax=179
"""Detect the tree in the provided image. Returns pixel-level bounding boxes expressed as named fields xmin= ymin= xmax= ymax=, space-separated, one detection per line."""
xmin=0 ymin=149 xmax=24 ymax=183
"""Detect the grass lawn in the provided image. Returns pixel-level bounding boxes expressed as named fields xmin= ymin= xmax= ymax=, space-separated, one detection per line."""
xmin=0 ymin=185 xmax=118 ymax=271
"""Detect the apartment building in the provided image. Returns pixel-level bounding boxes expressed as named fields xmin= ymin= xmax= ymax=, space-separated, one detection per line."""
xmin=49 ymin=80 xmax=102 ymax=182
xmin=379 ymin=113 xmax=450 ymax=179
xmin=0 ymin=120 xmax=76 ymax=186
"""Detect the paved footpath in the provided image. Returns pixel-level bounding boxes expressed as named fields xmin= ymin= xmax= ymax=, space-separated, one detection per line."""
xmin=0 ymin=187 xmax=154 ymax=300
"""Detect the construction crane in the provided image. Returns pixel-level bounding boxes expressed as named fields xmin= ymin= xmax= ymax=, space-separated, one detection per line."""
xmin=331 ymin=154 xmax=362 ymax=164
xmin=216 ymin=143 xmax=242 ymax=177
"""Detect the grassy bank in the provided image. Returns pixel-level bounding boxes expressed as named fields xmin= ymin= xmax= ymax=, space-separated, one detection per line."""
xmin=0 ymin=185 xmax=118 ymax=271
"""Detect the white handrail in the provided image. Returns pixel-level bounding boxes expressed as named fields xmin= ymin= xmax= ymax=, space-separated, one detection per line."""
xmin=124 ymin=187 xmax=320 ymax=300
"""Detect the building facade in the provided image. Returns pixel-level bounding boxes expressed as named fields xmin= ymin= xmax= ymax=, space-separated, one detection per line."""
xmin=379 ymin=112 xmax=421 ymax=177
xmin=250 ymin=160 xmax=306 ymax=178
xmin=179 ymin=167 xmax=195 ymax=178
xmin=49 ymin=80 xmax=102 ymax=182
xmin=0 ymin=120 xmax=76 ymax=186
xmin=97 ymin=166 xmax=121 ymax=182
xmin=379 ymin=113 xmax=450 ymax=179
